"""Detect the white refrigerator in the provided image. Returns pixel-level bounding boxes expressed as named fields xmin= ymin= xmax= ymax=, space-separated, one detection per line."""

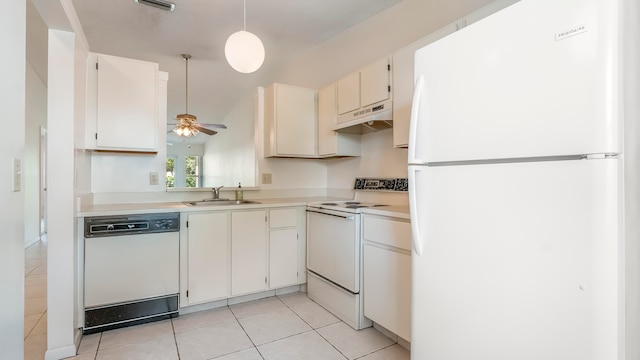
xmin=408 ymin=0 xmax=627 ymax=359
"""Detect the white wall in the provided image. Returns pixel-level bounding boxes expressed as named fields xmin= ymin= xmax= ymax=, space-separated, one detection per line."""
xmin=0 ymin=1 xmax=26 ymax=358
xmin=83 ymin=0 xmax=497 ymax=198
xmin=25 ymin=62 xmax=48 ymax=246
xmin=249 ymin=0 xmax=494 ymax=193
xmin=201 ymin=89 xmax=257 ymax=188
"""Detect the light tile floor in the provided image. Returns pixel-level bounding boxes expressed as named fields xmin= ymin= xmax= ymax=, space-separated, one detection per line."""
xmin=24 ymin=237 xmax=48 ymax=360
xmin=24 ymin=237 xmax=410 ymax=360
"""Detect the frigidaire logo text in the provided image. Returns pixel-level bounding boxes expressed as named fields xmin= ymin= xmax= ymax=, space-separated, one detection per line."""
xmin=556 ymin=24 xmax=587 ymax=41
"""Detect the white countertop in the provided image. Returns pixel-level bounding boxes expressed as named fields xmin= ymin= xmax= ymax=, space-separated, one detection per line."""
xmin=78 ymin=197 xmax=411 ymax=219
xmin=361 ymin=205 xmax=410 ymax=220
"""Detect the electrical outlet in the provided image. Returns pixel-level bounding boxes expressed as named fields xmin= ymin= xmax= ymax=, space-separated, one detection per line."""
xmin=261 ymin=173 xmax=272 ymax=185
xmin=149 ymin=172 xmax=159 ymax=185
xmin=12 ymin=158 xmax=21 ymax=192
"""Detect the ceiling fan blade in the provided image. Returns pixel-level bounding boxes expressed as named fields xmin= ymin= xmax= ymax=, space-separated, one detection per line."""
xmin=196 ymin=123 xmax=227 ymax=129
xmin=195 ymin=125 xmax=218 ymax=135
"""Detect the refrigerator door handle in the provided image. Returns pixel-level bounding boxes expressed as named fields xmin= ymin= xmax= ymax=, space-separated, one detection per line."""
xmin=408 ymin=165 xmax=424 ymax=256
xmin=408 ymin=75 xmax=425 ymax=164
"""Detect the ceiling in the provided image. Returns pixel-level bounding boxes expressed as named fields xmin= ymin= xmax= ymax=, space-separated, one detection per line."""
xmin=69 ymin=0 xmax=404 ymax=144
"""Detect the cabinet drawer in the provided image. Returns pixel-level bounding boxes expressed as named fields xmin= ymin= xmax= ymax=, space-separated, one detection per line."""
xmin=363 ymin=216 xmax=411 ymax=251
xmin=269 ymin=208 xmax=297 ymax=228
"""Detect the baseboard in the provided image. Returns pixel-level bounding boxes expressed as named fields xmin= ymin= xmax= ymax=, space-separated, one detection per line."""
xmin=45 ymin=344 xmax=76 ymax=360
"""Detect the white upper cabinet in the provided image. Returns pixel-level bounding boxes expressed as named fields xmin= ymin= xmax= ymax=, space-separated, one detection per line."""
xmin=337 ymin=72 xmax=360 ymax=115
xmin=336 ymin=56 xmax=392 ymax=123
xmin=318 ymin=83 xmax=360 ymax=157
xmin=461 ymin=0 xmax=521 ymax=28
xmin=264 ymin=83 xmax=318 ymax=158
xmin=360 ymin=57 xmax=392 ymax=108
xmin=85 ymin=53 xmax=162 ymax=152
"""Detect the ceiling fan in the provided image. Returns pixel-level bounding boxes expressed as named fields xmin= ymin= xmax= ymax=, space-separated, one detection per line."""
xmin=169 ymin=54 xmax=227 ymax=137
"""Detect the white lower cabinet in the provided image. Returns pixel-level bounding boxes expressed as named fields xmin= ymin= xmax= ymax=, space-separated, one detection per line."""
xmin=363 ymin=214 xmax=412 ymax=341
xmin=185 ymin=212 xmax=230 ymax=305
xmin=182 ymin=206 xmax=306 ymax=308
xmin=231 ymin=210 xmax=268 ymax=296
xmin=268 ymin=208 xmax=301 ymax=288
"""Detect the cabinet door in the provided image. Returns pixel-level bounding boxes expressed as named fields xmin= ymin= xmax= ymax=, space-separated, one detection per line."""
xmin=231 ymin=210 xmax=267 ymax=296
xmin=392 ymin=24 xmax=457 ymax=148
xmin=363 ymin=243 xmax=411 ymax=341
xmin=360 ymin=57 xmax=391 ymax=108
xmin=269 ymin=228 xmax=298 ymax=288
xmin=318 ymin=83 xmax=361 ymax=157
xmin=318 ymin=84 xmax=339 ymax=156
xmin=187 ymin=212 xmax=229 ymax=305
xmin=95 ymin=54 xmax=158 ymax=151
xmin=337 ymin=72 xmax=360 ymax=116
xmin=274 ymin=84 xmax=317 ymax=157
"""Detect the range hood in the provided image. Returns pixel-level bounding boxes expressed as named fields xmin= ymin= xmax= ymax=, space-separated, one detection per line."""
xmin=333 ymin=99 xmax=393 ymax=134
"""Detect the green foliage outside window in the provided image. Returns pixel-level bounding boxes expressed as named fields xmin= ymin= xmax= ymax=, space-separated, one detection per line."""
xmin=166 ymin=158 xmax=175 ymax=188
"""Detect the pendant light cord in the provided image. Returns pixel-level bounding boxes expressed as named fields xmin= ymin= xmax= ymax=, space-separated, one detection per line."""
xmin=243 ymin=0 xmax=246 ymax=30
xmin=182 ymin=54 xmax=191 ymax=115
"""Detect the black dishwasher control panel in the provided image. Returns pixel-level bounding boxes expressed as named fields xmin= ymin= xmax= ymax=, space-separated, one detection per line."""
xmin=84 ymin=212 xmax=180 ymax=237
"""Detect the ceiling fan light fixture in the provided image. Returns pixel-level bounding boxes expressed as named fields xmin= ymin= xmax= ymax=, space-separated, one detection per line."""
xmin=225 ymin=0 xmax=264 ymax=74
xmin=133 ymin=0 xmax=175 ymax=12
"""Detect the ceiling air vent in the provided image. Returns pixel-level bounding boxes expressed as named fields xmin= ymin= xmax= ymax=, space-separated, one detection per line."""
xmin=134 ymin=0 xmax=175 ymax=12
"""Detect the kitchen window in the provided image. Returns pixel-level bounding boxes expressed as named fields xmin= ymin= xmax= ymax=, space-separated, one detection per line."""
xmin=166 ymin=155 xmax=203 ymax=188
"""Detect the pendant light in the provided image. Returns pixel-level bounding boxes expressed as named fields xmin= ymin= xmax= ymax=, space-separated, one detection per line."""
xmin=224 ymin=0 xmax=265 ymax=73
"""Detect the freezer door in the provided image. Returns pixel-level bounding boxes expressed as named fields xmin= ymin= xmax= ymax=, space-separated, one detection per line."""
xmin=411 ymin=0 xmax=620 ymax=163
xmin=409 ymin=159 xmax=620 ymax=360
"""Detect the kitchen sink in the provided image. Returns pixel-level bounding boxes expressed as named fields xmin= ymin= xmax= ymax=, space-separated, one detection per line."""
xmin=184 ymin=199 xmax=261 ymax=206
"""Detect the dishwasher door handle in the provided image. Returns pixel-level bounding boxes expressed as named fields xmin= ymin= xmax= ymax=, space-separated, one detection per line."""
xmin=306 ymin=209 xmax=355 ymax=221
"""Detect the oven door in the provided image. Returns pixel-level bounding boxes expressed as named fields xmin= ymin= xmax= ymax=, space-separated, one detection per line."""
xmin=306 ymin=208 xmax=360 ymax=293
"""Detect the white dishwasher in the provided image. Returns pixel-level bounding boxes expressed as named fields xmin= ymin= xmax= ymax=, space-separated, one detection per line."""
xmin=83 ymin=212 xmax=180 ymax=334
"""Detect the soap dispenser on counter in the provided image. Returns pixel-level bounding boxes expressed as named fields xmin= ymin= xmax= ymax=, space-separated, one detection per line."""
xmin=235 ymin=182 xmax=243 ymax=200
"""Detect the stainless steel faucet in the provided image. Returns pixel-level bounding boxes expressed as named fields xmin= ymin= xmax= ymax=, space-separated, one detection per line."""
xmin=212 ymin=186 xmax=223 ymax=199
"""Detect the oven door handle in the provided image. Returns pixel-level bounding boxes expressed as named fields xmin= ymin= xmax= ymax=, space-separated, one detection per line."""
xmin=306 ymin=209 xmax=355 ymax=221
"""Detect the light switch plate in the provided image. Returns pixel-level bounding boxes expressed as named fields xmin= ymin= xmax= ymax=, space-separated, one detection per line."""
xmin=149 ymin=172 xmax=159 ymax=185
xmin=12 ymin=158 xmax=21 ymax=192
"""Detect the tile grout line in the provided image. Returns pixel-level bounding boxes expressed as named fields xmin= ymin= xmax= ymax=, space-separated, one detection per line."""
xmin=169 ymin=316 xmax=181 ymax=360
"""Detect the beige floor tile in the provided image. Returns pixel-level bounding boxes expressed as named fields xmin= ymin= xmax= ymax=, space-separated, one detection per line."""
xmin=357 ymin=344 xmax=410 ymax=360
xmin=30 ymin=264 xmax=48 ymax=276
xmin=25 ymin=296 xmax=47 ymax=315
xmin=24 ymin=314 xmax=42 ymax=338
xmin=238 ymin=308 xmax=312 ymax=345
xmin=229 ymin=296 xmax=286 ymax=319
xmin=25 ymin=284 xmax=48 ymax=299
xmin=78 ymin=332 xmax=102 ymax=354
xmin=24 ymin=333 xmax=47 ymax=360
xmin=96 ymin=333 xmax=178 ymax=360
xmin=212 ymin=347 xmax=263 ymax=360
xmin=24 ymin=273 xmax=47 ymax=287
xmin=30 ymin=311 xmax=47 ymax=335
xmin=258 ymin=331 xmax=347 ymax=360
xmin=289 ymin=301 xmax=340 ymax=329
xmin=175 ymin=319 xmax=253 ymax=360
xmin=25 ymin=259 xmax=45 ymax=268
xmin=277 ymin=292 xmax=312 ymax=307
xmin=172 ymin=306 xmax=235 ymax=333
xmin=99 ymin=319 xmax=174 ymax=350
xmin=317 ymin=322 xmax=395 ymax=360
